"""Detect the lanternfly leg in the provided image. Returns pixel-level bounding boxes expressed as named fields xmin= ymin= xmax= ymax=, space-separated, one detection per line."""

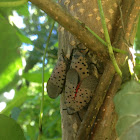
xmin=77 ymin=112 xmax=82 ymax=122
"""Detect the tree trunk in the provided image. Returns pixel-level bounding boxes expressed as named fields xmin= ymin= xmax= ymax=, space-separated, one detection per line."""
xmin=28 ymin=0 xmax=139 ymax=139
xmin=58 ymin=0 xmax=138 ymax=140
xmin=28 ymin=0 xmax=138 ymax=139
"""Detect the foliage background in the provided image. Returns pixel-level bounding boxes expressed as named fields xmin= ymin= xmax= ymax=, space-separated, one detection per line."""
xmin=0 ymin=1 xmax=139 ymax=140
xmin=0 ymin=1 xmax=61 ymax=140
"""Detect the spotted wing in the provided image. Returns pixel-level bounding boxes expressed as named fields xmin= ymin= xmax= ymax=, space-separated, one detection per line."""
xmin=65 ymin=68 xmax=79 ymax=115
xmin=47 ymin=54 xmax=67 ymax=99
xmin=70 ymin=49 xmax=90 ymax=81
xmin=67 ymin=75 xmax=98 ymax=114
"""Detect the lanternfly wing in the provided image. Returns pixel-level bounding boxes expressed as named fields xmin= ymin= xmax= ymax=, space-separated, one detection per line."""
xmin=47 ymin=54 xmax=68 ymax=99
xmin=67 ymin=75 xmax=98 ymax=114
xmin=65 ymin=68 xmax=79 ymax=114
xmin=70 ymin=49 xmax=90 ymax=81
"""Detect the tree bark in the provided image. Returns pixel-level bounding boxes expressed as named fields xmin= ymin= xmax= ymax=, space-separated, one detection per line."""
xmin=59 ymin=0 xmax=123 ymax=140
xmin=90 ymin=1 xmax=139 ymax=139
xmin=58 ymin=0 xmax=139 ymax=140
xmin=29 ymin=0 xmax=139 ymax=139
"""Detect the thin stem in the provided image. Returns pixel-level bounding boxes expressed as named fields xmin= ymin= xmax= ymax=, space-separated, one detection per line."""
xmin=0 ymin=0 xmax=27 ymax=7
xmin=97 ymin=0 xmax=122 ymax=77
xmin=34 ymin=46 xmax=57 ymax=59
xmin=38 ymin=21 xmax=55 ymax=140
xmin=84 ymin=23 xmax=127 ymax=54
xmin=34 ymin=46 xmax=44 ymax=54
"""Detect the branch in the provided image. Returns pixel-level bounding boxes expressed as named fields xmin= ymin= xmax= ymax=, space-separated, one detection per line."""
xmin=29 ymin=0 xmax=130 ymax=57
xmin=90 ymin=75 xmax=122 ymax=140
xmin=29 ymin=0 xmax=107 ymax=56
xmin=97 ymin=0 xmax=122 ymax=77
xmin=76 ymin=0 xmax=139 ymax=139
xmin=34 ymin=46 xmax=57 ymax=59
xmin=76 ymin=61 xmax=117 ymax=140
xmin=90 ymin=1 xmax=140 ymax=139
xmin=80 ymin=21 xmax=128 ymax=55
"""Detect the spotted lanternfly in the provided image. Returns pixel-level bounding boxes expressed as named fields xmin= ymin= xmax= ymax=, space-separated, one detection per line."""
xmin=77 ymin=44 xmax=89 ymax=55
xmin=64 ymin=68 xmax=79 ymax=114
xmin=70 ymin=49 xmax=90 ymax=81
xmin=47 ymin=53 xmax=69 ymax=99
xmin=65 ymin=74 xmax=98 ymax=115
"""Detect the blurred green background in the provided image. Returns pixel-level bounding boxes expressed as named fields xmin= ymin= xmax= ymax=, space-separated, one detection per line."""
xmin=0 ymin=1 xmax=139 ymax=140
xmin=0 ymin=1 xmax=60 ymax=140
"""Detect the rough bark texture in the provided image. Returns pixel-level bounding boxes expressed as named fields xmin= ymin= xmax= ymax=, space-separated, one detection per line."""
xmin=59 ymin=0 xmax=121 ymax=140
xmin=58 ymin=0 xmax=121 ymax=61
xmin=29 ymin=0 xmax=139 ymax=139
xmin=29 ymin=0 xmax=108 ymax=58
xmin=90 ymin=1 xmax=139 ymax=139
xmin=90 ymin=75 xmax=121 ymax=140
xmin=58 ymin=0 xmax=139 ymax=140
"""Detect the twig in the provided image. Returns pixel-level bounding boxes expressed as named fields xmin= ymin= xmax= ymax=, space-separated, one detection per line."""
xmin=34 ymin=46 xmax=44 ymax=54
xmin=34 ymin=46 xmax=57 ymax=59
xmin=78 ymin=20 xmax=127 ymax=54
xmin=97 ymin=0 xmax=122 ymax=77
xmin=38 ymin=21 xmax=55 ymax=140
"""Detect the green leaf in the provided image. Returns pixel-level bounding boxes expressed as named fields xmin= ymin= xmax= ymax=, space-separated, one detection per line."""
xmin=0 ymin=114 xmax=25 ymax=140
xmin=134 ymin=64 xmax=140 ymax=78
xmin=14 ymin=3 xmax=29 ymax=16
xmin=0 ymin=0 xmax=27 ymax=7
xmin=114 ymin=80 xmax=140 ymax=117
xmin=22 ymin=69 xmax=51 ymax=83
xmin=116 ymin=115 xmax=140 ymax=136
xmin=26 ymin=124 xmax=37 ymax=140
xmin=114 ymin=80 xmax=140 ymax=138
xmin=1 ymin=87 xmax=28 ymax=115
xmin=119 ymin=121 xmax=140 ymax=140
xmin=0 ymin=58 xmax=22 ymax=90
xmin=0 ymin=15 xmax=21 ymax=74
xmin=0 ymin=0 xmax=21 ymax=2
xmin=16 ymin=31 xmax=33 ymax=44
xmin=0 ymin=74 xmax=20 ymax=94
